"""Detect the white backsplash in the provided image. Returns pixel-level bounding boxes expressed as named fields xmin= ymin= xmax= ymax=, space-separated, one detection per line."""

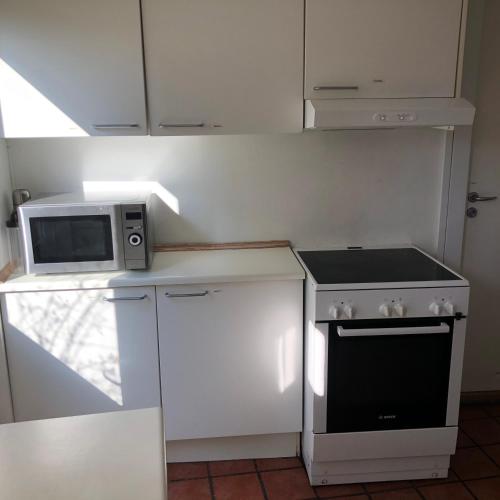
xmin=6 ymin=128 xmax=447 ymax=253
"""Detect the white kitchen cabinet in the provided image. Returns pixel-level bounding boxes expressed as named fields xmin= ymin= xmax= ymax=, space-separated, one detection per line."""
xmin=1 ymin=287 xmax=160 ymax=421
xmin=0 ymin=0 xmax=147 ymax=137
xmin=305 ymin=0 xmax=464 ymax=99
xmin=157 ymin=281 xmax=303 ymax=441
xmin=142 ymin=0 xmax=304 ymax=135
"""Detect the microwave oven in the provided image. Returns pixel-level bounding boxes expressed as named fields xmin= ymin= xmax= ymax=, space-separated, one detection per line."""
xmin=18 ymin=192 xmax=153 ymax=274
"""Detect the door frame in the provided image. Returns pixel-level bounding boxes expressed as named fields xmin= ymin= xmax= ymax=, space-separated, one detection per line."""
xmin=439 ymin=0 xmax=485 ymax=270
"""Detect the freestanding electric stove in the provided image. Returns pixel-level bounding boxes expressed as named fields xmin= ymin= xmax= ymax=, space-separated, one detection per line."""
xmin=295 ymin=246 xmax=469 ymax=486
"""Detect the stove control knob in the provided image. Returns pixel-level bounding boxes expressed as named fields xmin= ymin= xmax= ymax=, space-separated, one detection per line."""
xmin=444 ymin=301 xmax=455 ymax=315
xmin=379 ymin=304 xmax=392 ymax=317
xmin=329 ymin=305 xmax=341 ymax=320
xmin=394 ymin=303 xmax=406 ymax=317
xmin=429 ymin=302 xmax=442 ymax=316
xmin=343 ymin=304 xmax=354 ymax=319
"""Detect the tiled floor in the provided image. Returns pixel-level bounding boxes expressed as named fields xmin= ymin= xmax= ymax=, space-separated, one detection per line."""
xmin=168 ymin=403 xmax=500 ymax=499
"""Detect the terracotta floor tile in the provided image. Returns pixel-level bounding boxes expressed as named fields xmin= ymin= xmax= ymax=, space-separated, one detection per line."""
xmin=451 ymin=447 xmax=500 ymax=480
xmin=208 ymin=459 xmax=255 ymax=477
xmin=329 ymin=496 xmax=369 ymax=500
xmin=364 ymin=480 xmax=413 ymax=492
xmin=261 ymin=467 xmax=315 ymax=500
xmin=315 ymin=482 xmax=365 ymax=498
xmin=212 ymin=473 xmax=264 ymax=500
xmin=458 ymin=429 xmax=476 ymax=448
xmin=460 ymin=405 xmax=489 ymax=421
xmin=484 ymin=444 xmax=500 ymax=467
xmin=461 ymin=418 xmax=500 ymax=445
xmin=418 ymin=482 xmax=474 ymax=499
xmin=168 ymin=478 xmax=212 ymax=500
xmin=168 ymin=462 xmax=208 ymax=481
xmin=411 ymin=470 xmax=459 ymax=487
xmin=370 ymin=488 xmax=421 ymax=500
xmin=466 ymin=477 xmax=500 ymax=499
xmin=255 ymin=456 xmax=303 ymax=471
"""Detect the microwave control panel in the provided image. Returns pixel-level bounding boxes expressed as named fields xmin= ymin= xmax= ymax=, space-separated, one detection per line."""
xmin=121 ymin=204 xmax=148 ymax=270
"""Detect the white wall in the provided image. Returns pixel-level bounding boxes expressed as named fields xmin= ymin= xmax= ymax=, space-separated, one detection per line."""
xmin=0 ymin=139 xmax=14 ymax=423
xmin=0 ymin=139 xmax=12 ymax=267
xmin=7 ymin=129 xmax=447 ymax=254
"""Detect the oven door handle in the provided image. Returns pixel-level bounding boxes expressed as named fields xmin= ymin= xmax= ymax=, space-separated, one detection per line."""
xmin=337 ymin=322 xmax=450 ymax=337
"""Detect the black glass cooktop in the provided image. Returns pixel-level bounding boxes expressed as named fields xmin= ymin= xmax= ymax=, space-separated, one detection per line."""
xmin=297 ymin=248 xmax=460 ymax=285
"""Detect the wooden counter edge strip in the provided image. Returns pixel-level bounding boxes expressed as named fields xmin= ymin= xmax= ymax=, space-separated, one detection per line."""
xmin=154 ymin=240 xmax=291 ymax=252
xmin=0 ymin=261 xmax=16 ymax=283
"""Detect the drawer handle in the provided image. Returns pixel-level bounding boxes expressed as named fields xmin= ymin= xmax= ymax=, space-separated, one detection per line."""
xmin=165 ymin=291 xmax=209 ymax=298
xmin=103 ymin=294 xmax=148 ymax=302
xmin=313 ymin=86 xmax=359 ymax=91
xmin=159 ymin=122 xmax=205 ymax=128
xmin=93 ymin=124 xmax=140 ymax=129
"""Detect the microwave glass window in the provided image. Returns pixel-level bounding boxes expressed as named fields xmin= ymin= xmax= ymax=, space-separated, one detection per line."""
xmin=30 ymin=215 xmax=114 ymax=263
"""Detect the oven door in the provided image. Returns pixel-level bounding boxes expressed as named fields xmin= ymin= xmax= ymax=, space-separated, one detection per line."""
xmin=314 ymin=317 xmax=456 ymax=434
xmin=19 ymin=204 xmax=125 ymax=274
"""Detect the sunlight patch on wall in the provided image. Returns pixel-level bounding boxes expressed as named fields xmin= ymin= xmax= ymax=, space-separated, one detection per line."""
xmin=82 ymin=181 xmax=180 ymax=215
xmin=0 ymin=59 xmax=87 ymax=138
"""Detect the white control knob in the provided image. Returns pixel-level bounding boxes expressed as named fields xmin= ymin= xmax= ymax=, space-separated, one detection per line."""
xmin=343 ymin=305 xmax=354 ymax=319
xmin=444 ymin=301 xmax=455 ymax=315
xmin=429 ymin=302 xmax=442 ymax=316
xmin=379 ymin=304 xmax=392 ymax=317
xmin=394 ymin=303 xmax=406 ymax=317
xmin=329 ymin=305 xmax=341 ymax=320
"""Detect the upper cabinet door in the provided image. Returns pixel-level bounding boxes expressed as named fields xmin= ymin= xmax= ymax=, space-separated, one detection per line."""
xmin=142 ymin=0 xmax=304 ymax=135
xmin=305 ymin=0 xmax=464 ymax=99
xmin=0 ymin=1 xmax=147 ymax=137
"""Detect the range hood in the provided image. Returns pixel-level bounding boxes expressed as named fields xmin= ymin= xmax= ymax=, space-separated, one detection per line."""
xmin=304 ymin=98 xmax=475 ymax=130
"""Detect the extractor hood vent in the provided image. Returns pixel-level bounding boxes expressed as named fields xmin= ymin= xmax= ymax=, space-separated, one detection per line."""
xmin=304 ymin=98 xmax=475 ymax=130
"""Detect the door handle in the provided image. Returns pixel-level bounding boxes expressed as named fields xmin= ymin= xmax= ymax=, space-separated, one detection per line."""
xmin=468 ymin=192 xmax=498 ymax=203
xmin=103 ymin=294 xmax=148 ymax=302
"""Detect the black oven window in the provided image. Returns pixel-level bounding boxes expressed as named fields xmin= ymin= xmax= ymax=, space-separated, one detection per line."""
xmin=30 ymin=215 xmax=114 ymax=263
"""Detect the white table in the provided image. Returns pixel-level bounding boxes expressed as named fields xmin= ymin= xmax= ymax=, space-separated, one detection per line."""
xmin=0 ymin=408 xmax=167 ymax=500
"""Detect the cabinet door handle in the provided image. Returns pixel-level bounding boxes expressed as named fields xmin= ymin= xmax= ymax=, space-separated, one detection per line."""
xmin=313 ymin=86 xmax=359 ymax=91
xmin=103 ymin=294 xmax=148 ymax=302
xmin=165 ymin=291 xmax=209 ymax=298
xmin=159 ymin=122 xmax=205 ymax=128
xmin=93 ymin=124 xmax=140 ymax=130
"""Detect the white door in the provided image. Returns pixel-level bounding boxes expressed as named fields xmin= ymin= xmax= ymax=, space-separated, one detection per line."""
xmin=157 ymin=282 xmax=303 ymax=440
xmin=142 ymin=0 xmax=304 ymax=135
xmin=461 ymin=0 xmax=500 ymax=392
xmin=0 ymin=0 xmax=147 ymax=137
xmin=305 ymin=0 xmax=463 ymax=99
xmin=1 ymin=287 xmax=160 ymax=421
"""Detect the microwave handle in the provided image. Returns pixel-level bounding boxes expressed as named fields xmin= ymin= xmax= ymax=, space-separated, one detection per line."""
xmin=337 ymin=322 xmax=450 ymax=337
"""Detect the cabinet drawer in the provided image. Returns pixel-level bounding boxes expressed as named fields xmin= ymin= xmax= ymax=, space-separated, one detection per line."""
xmin=157 ymin=281 xmax=303 ymax=440
xmin=305 ymin=0 xmax=463 ymax=99
xmin=2 ymin=287 xmax=160 ymax=421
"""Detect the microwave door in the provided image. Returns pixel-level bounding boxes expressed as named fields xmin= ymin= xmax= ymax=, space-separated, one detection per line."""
xmin=20 ymin=205 xmax=124 ymax=274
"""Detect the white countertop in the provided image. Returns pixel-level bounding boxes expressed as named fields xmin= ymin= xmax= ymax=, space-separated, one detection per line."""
xmin=0 ymin=408 xmax=166 ymax=500
xmin=0 ymin=247 xmax=305 ymax=293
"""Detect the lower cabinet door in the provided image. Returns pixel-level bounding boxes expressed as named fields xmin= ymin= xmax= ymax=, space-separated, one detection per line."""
xmin=1 ymin=287 xmax=161 ymax=421
xmin=157 ymin=281 xmax=303 ymax=441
